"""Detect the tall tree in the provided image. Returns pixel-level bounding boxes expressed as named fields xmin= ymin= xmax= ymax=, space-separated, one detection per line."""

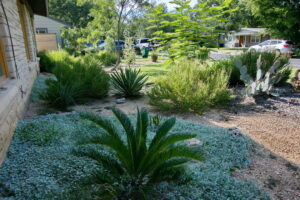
xmin=48 ymin=0 xmax=93 ymax=27
xmin=147 ymin=0 xmax=234 ymax=61
xmin=197 ymin=0 xmax=263 ymax=31
xmin=250 ymin=0 xmax=300 ymax=44
xmin=78 ymin=0 xmax=149 ymax=62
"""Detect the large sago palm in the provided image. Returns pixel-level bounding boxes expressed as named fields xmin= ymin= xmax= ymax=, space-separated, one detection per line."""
xmin=79 ymin=108 xmax=203 ymax=199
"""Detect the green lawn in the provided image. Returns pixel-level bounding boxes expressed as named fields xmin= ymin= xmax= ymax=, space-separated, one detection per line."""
xmin=139 ymin=63 xmax=168 ymax=82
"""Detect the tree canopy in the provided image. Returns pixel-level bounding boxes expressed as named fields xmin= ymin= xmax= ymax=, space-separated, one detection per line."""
xmin=48 ymin=0 xmax=93 ymax=27
xmin=250 ymin=0 xmax=300 ymax=44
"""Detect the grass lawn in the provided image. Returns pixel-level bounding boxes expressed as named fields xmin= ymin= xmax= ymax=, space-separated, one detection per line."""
xmin=135 ymin=55 xmax=169 ymax=82
xmin=139 ymin=63 xmax=168 ymax=82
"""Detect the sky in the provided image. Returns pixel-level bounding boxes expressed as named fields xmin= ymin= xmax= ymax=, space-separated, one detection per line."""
xmin=158 ymin=0 xmax=198 ymax=10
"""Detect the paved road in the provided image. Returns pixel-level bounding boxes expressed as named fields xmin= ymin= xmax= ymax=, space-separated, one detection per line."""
xmin=209 ymin=52 xmax=300 ymax=69
xmin=289 ymin=58 xmax=300 ymax=69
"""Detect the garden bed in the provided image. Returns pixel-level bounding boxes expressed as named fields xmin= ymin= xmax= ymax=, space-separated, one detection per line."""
xmin=0 ymin=113 xmax=269 ymax=199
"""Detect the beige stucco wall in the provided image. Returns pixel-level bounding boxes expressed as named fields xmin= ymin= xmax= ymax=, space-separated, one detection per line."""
xmin=0 ymin=0 xmax=39 ymax=165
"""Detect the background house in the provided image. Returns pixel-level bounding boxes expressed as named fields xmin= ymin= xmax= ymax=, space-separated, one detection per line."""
xmin=34 ymin=15 xmax=70 ymax=51
xmin=0 ymin=0 xmax=47 ymax=164
xmin=224 ymin=28 xmax=271 ymax=48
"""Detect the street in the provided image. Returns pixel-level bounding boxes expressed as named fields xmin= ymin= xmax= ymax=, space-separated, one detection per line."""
xmin=209 ymin=52 xmax=300 ymax=69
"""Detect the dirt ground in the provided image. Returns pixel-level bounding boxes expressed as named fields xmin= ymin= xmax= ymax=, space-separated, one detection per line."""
xmin=23 ymin=85 xmax=300 ymax=200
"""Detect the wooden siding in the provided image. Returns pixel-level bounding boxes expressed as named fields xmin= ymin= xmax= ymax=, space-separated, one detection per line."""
xmin=36 ymin=33 xmax=58 ymax=51
xmin=34 ymin=15 xmax=70 ymax=48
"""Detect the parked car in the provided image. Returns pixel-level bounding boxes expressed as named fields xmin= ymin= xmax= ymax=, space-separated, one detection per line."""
xmin=134 ymin=38 xmax=151 ymax=50
xmin=98 ymin=40 xmax=125 ymax=50
xmin=134 ymin=38 xmax=160 ymax=53
xmin=248 ymin=39 xmax=294 ymax=55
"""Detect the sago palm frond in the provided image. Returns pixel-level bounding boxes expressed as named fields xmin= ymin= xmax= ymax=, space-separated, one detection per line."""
xmin=78 ymin=108 xmax=203 ymax=199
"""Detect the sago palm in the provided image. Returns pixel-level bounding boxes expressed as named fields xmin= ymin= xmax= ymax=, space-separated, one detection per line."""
xmin=78 ymin=108 xmax=203 ymax=199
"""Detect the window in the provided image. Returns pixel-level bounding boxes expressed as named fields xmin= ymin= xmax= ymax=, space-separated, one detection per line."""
xmin=251 ymin=36 xmax=260 ymax=43
xmin=140 ymin=39 xmax=149 ymax=43
xmin=0 ymin=39 xmax=8 ymax=82
xmin=259 ymin=40 xmax=270 ymax=46
xmin=17 ymin=0 xmax=31 ymax=60
xmin=270 ymin=40 xmax=278 ymax=45
xmin=36 ymin=28 xmax=48 ymax=34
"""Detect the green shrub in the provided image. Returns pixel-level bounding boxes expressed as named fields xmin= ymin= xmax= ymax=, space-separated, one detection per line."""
xmin=37 ymin=51 xmax=52 ymax=72
xmin=39 ymin=79 xmax=84 ymax=110
xmin=213 ymin=59 xmax=242 ymax=86
xmin=40 ymin=54 xmax=110 ymax=110
xmin=111 ymin=68 xmax=148 ymax=97
xmin=148 ymin=60 xmax=231 ymax=113
xmin=98 ymin=51 xmax=117 ymax=66
xmin=72 ymin=56 xmax=110 ymax=98
xmin=37 ymin=50 xmax=72 ymax=72
xmin=78 ymin=108 xmax=203 ymax=199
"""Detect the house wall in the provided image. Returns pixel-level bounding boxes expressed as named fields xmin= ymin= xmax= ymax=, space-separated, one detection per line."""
xmin=34 ymin=15 xmax=68 ymax=48
xmin=225 ymin=34 xmax=271 ymax=48
xmin=0 ymin=0 xmax=39 ymax=164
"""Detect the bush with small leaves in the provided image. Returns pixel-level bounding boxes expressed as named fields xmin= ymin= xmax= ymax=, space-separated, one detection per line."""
xmin=148 ymin=59 xmax=231 ymax=113
xmin=37 ymin=50 xmax=71 ymax=72
xmin=39 ymin=53 xmax=110 ymax=110
xmin=98 ymin=51 xmax=118 ymax=66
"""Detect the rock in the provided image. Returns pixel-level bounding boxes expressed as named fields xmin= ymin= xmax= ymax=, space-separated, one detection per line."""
xmin=187 ymin=138 xmax=203 ymax=146
xmin=116 ymin=98 xmax=126 ymax=104
xmin=228 ymin=127 xmax=243 ymax=136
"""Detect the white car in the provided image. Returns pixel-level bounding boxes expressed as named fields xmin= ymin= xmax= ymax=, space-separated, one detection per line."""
xmin=134 ymin=38 xmax=150 ymax=50
xmin=248 ymin=40 xmax=293 ymax=55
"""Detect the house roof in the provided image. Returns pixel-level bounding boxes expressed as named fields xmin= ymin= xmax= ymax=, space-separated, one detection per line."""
xmin=233 ymin=28 xmax=266 ymax=36
xmin=47 ymin=16 xmax=71 ymax=27
xmin=34 ymin=15 xmax=71 ymax=27
xmin=27 ymin=0 xmax=48 ymax=17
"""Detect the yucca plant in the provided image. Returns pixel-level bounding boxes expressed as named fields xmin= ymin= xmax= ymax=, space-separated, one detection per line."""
xmin=78 ymin=108 xmax=203 ymax=199
xmin=111 ymin=68 xmax=148 ymax=97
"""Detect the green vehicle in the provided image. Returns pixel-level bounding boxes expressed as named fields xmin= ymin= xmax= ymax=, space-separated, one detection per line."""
xmin=142 ymin=47 xmax=149 ymax=58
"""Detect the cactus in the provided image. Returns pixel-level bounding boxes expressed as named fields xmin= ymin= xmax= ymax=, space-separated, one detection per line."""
xmin=236 ymin=55 xmax=286 ymax=96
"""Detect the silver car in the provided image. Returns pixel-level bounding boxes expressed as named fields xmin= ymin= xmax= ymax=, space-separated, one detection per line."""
xmin=248 ymin=40 xmax=293 ymax=55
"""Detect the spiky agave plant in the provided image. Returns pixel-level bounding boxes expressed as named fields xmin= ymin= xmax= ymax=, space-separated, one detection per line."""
xmin=111 ymin=68 xmax=148 ymax=97
xmin=78 ymin=108 xmax=203 ymax=199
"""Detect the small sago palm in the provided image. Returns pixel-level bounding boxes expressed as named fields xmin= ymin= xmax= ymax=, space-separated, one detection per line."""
xmin=111 ymin=68 xmax=148 ymax=97
xmin=78 ymin=108 xmax=203 ymax=199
